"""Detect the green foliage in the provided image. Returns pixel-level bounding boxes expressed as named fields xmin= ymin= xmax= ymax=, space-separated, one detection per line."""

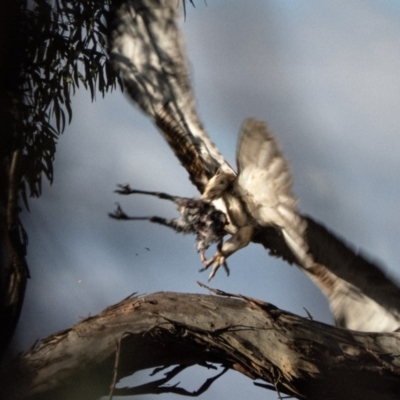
xmin=17 ymin=0 xmax=121 ymax=208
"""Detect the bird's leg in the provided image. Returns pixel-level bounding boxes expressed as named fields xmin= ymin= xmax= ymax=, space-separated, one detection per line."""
xmin=199 ymin=249 xmax=207 ymax=263
xmin=199 ymin=241 xmax=230 ymax=280
xmin=200 ymin=225 xmax=254 ymax=280
xmin=115 ymin=185 xmax=180 ymax=203
xmin=147 ymin=216 xmax=190 ymax=233
xmin=109 ymin=204 xmax=189 ymax=233
xmin=197 ymin=241 xmax=207 ymax=263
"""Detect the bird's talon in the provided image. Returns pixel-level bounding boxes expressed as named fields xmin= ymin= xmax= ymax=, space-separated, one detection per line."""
xmin=199 ymin=252 xmax=227 ymax=280
xmin=199 ymin=250 xmax=207 ymax=263
xmin=223 ymin=262 xmax=230 ymax=276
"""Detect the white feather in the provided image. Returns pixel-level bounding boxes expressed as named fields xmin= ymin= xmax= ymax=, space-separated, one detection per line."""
xmin=235 ymin=119 xmax=313 ymax=268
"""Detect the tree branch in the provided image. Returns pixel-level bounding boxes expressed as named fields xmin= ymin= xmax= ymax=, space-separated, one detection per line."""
xmin=2 ymin=291 xmax=400 ymax=400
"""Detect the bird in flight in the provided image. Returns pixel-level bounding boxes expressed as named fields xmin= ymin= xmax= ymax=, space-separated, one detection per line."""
xmin=109 ymin=1 xmax=313 ymax=279
xmin=200 ymin=119 xmax=313 ymax=279
xmin=110 ymin=119 xmax=313 ymax=280
xmin=109 ymin=186 xmax=230 ymax=277
xmin=109 ymin=0 xmax=400 ymax=331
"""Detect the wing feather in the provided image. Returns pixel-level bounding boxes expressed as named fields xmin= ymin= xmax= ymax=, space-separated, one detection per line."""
xmin=109 ymin=0 xmax=234 ymax=191
xmin=235 ymin=119 xmax=312 ymax=268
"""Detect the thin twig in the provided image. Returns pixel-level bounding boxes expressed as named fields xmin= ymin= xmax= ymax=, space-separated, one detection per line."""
xmin=114 ymin=364 xmax=228 ymax=397
xmin=303 ymin=307 xmax=313 ymax=320
xmin=109 ymin=332 xmax=132 ymax=400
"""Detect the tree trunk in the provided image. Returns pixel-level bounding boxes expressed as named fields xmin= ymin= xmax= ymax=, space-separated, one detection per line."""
xmin=2 ymin=290 xmax=399 ymax=400
xmin=0 ymin=0 xmax=29 ymax=358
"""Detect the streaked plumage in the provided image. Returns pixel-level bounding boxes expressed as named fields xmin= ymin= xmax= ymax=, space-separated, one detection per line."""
xmin=108 ymin=0 xmax=234 ymax=192
xmin=109 ymin=0 xmax=400 ymax=332
xmin=200 ymin=119 xmax=313 ymax=277
xmin=109 ymin=186 xmax=229 ymax=275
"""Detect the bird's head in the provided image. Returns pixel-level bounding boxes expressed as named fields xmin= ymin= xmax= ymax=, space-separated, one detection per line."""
xmin=202 ymin=169 xmax=236 ymax=200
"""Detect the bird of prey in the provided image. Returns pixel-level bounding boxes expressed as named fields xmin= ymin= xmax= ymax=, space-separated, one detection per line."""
xmin=109 ymin=186 xmax=230 ymax=277
xmin=110 ymin=119 xmax=313 ymax=280
xmin=200 ymin=118 xmax=313 ymax=279
xmin=109 ymin=0 xmax=400 ymax=332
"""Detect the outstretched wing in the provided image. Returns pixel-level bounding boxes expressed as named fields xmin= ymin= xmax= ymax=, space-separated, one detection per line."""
xmin=305 ymin=218 xmax=400 ymax=331
xmin=235 ymin=119 xmax=312 ymax=268
xmin=109 ymin=1 xmax=400 ymax=332
xmin=109 ymin=0 xmax=234 ymax=191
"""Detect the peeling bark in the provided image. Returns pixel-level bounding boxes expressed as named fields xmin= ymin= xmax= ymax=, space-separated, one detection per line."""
xmin=1 ymin=291 xmax=399 ymax=400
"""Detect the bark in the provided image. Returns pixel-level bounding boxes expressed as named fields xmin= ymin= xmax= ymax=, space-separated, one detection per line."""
xmin=1 ymin=290 xmax=400 ymax=400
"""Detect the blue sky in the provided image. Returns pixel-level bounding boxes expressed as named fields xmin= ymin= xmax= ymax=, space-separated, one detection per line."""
xmin=12 ymin=1 xmax=400 ymax=399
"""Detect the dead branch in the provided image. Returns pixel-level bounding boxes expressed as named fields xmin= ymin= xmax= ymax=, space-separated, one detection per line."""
xmin=1 ymin=291 xmax=400 ymax=400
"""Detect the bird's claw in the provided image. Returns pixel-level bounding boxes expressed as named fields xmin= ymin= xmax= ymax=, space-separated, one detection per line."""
xmin=199 ymin=250 xmax=207 ymax=264
xmin=199 ymin=252 xmax=230 ymax=281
